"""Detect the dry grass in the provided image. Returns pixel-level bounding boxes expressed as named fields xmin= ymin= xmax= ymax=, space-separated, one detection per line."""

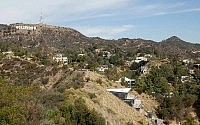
xmin=79 ymin=71 xmax=153 ymax=125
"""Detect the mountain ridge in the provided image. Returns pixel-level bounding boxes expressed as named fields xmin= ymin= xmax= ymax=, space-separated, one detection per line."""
xmin=0 ymin=23 xmax=199 ymax=59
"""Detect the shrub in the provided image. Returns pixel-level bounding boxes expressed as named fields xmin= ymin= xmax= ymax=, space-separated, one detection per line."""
xmin=96 ymin=79 xmax=102 ymax=85
xmin=88 ymin=93 xmax=97 ymax=99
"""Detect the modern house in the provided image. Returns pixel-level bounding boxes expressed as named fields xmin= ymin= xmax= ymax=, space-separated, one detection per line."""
xmin=115 ymin=77 xmax=136 ymax=87
xmin=132 ymin=57 xmax=148 ymax=63
xmin=107 ymin=88 xmax=141 ymax=111
xmin=53 ymin=54 xmax=68 ymax=65
xmin=107 ymin=88 xmax=134 ymax=99
xmin=124 ymin=77 xmax=136 ymax=87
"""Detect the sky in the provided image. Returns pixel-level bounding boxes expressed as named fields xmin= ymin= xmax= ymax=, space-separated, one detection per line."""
xmin=1 ymin=0 xmax=200 ymax=43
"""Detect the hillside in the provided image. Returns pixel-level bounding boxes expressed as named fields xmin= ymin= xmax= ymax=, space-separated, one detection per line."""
xmin=0 ymin=23 xmax=200 ymax=125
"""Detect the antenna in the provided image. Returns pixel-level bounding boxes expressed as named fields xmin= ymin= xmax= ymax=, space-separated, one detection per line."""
xmin=39 ymin=8 xmax=43 ymax=24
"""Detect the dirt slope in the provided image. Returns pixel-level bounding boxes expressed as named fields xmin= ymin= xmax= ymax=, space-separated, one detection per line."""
xmin=70 ymin=71 xmax=158 ymax=125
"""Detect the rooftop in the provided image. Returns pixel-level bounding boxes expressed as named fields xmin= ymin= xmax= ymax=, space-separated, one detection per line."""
xmin=107 ymin=88 xmax=131 ymax=93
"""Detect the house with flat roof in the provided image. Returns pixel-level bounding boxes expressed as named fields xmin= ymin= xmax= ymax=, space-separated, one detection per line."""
xmin=107 ymin=88 xmax=133 ymax=100
xmin=115 ymin=77 xmax=136 ymax=87
xmin=107 ymin=88 xmax=141 ymax=110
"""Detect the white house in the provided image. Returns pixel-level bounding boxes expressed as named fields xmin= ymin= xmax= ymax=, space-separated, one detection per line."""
xmin=189 ymin=69 xmax=195 ymax=74
xmin=53 ymin=54 xmax=68 ymax=65
xmin=124 ymin=77 xmax=136 ymax=87
xmin=181 ymin=76 xmax=190 ymax=83
xmin=116 ymin=77 xmax=136 ymax=87
xmin=133 ymin=57 xmax=148 ymax=63
xmin=183 ymin=59 xmax=193 ymax=64
xmin=107 ymin=88 xmax=142 ymax=111
xmin=62 ymin=57 xmax=68 ymax=65
xmin=97 ymin=65 xmax=108 ymax=72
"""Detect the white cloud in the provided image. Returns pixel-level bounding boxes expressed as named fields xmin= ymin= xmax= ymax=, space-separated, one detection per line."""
xmin=129 ymin=2 xmax=200 ymax=18
xmin=0 ymin=0 xmax=131 ymax=24
xmin=73 ymin=25 xmax=134 ymax=39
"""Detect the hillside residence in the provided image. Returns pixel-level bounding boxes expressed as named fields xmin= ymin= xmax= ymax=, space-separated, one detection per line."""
xmin=133 ymin=99 xmax=142 ymax=111
xmin=53 ymin=54 xmax=68 ymax=65
xmin=189 ymin=69 xmax=195 ymax=74
xmin=124 ymin=77 xmax=136 ymax=87
xmin=181 ymin=76 xmax=191 ymax=83
xmin=97 ymin=65 xmax=108 ymax=72
xmin=107 ymin=88 xmax=141 ymax=110
xmin=193 ymin=64 xmax=200 ymax=69
xmin=183 ymin=59 xmax=193 ymax=64
xmin=78 ymin=54 xmax=85 ymax=56
xmin=133 ymin=57 xmax=147 ymax=63
xmin=102 ymin=51 xmax=111 ymax=58
xmin=144 ymin=54 xmax=153 ymax=58
xmin=116 ymin=77 xmax=136 ymax=87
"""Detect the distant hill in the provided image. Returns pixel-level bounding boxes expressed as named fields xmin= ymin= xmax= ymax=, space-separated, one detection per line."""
xmin=0 ymin=23 xmax=199 ymax=59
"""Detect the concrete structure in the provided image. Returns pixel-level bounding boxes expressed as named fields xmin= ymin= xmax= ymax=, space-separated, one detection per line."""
xmin=133 ymin=99 xmax=142 ymax=111
xmin=151 ymin=117 xmax=164 ymax=125
xmin=107 ymin=88 xmax=141 ymax=111
xmin=107 ymin=88 xmax=136 ymax=100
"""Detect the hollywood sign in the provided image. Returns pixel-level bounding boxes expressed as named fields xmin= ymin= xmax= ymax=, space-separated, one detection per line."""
xmin=15 ymin=25 xmax=37 ymax=30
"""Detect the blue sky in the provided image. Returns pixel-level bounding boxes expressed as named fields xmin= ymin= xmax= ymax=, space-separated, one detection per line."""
xmin=1 ymin=0 xmax=200 ymax=43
